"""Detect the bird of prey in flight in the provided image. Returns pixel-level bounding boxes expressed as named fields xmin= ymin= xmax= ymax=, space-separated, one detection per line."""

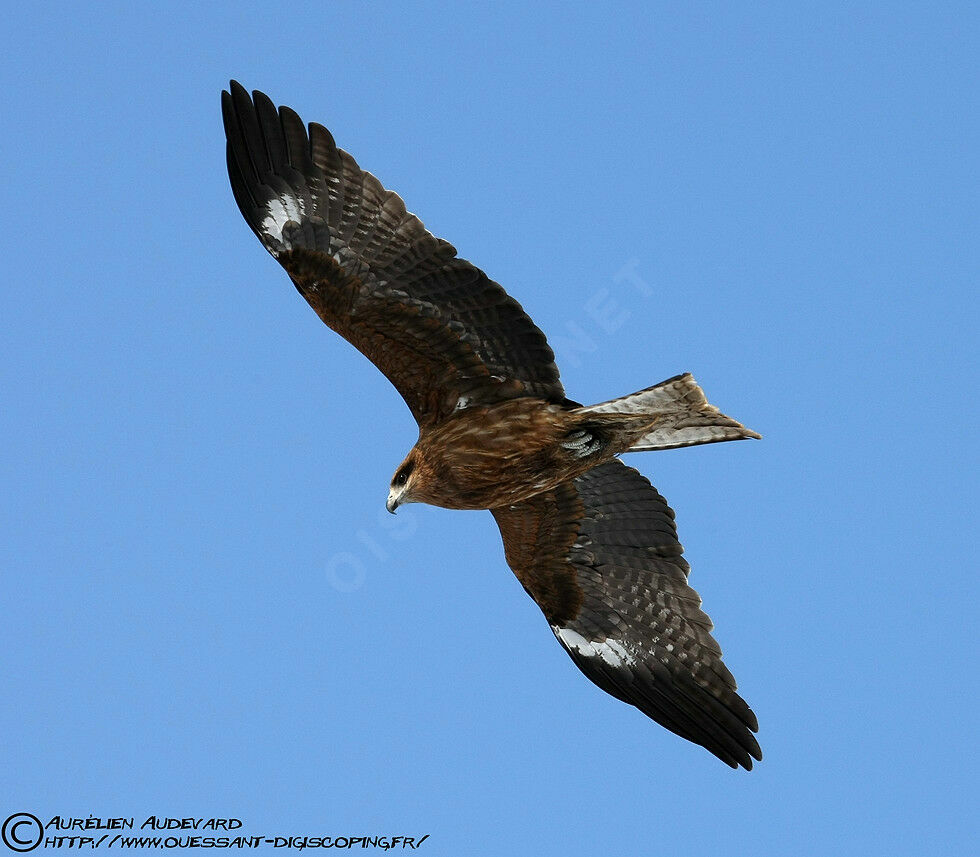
xmin=221 ymin=82 xmax=763 ymax=769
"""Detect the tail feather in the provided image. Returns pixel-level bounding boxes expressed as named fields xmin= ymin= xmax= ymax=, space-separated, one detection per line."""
xmin=578 ymin=373 xmax=760 ymax=452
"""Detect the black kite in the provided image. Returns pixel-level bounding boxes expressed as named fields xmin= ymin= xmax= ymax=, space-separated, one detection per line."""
xmin=222 ymin=82 xmax=762 ymax=769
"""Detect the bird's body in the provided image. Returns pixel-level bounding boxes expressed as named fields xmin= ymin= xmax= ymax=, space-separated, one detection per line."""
xmin=222 ymin=82 xmax=764 ymax=769
xmin=411 ymin=399 xmax=595 ymax=509
xmin=402 ymin=398 xmax=652 ymax=510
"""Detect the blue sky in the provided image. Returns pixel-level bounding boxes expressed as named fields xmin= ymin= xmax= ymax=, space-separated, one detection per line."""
xmin=1 ymin=2 xmax=976 ymax=854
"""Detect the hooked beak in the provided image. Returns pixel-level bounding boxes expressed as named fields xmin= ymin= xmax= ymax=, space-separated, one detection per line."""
xmin=386 ymin=491 xmax=400 ymax=514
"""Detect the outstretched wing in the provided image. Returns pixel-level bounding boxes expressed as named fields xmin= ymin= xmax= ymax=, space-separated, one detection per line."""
xmin=491 ymin=460 xmax=761 ymax=769
xmin=222 ymin=82 xmax=565 ymax=425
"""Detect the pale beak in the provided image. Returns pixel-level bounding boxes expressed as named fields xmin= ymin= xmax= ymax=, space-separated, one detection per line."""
xmin=386 ymin=491 xmax=400 ymax=514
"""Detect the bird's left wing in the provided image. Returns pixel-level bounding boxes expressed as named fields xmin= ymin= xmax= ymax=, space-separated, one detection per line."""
xmin=222 ymin=82 xmax=565 ymax=426
xmin=491 ymin=460 xmax=762 ymax=769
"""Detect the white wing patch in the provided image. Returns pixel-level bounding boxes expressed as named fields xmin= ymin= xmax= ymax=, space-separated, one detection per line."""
xmin=261 ymin=194 xmax=305 ymax=245
xmin=554 ymin=627 xmax=636 ymax=667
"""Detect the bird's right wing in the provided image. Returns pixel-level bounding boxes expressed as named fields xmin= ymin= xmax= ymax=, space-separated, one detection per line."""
xmin=491 ymin=460 xmax=761 ymax=769
xmin=222 ymin=82 xmax=566 ymax=426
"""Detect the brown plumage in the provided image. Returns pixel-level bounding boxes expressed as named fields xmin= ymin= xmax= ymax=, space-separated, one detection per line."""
xmin=222 ymin=82 xmax=763 ymax=769
xmin=396 ymin=399 xmax=656 ymax=510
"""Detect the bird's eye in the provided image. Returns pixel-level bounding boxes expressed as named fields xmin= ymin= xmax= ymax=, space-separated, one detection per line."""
xmin=395 ymin=471 xmax=408 ymax=486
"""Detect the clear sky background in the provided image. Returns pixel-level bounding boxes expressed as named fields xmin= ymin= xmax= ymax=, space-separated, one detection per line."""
xmin=2 ymin=2 xmax=976 ymax=855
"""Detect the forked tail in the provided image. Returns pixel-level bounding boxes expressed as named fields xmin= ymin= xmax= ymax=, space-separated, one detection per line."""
xmin=577 ymin=373 xmax=761 ymax=451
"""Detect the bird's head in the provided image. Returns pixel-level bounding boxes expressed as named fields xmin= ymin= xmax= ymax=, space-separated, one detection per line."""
xmin=386 ymin=453 xmax=419 ymax=513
